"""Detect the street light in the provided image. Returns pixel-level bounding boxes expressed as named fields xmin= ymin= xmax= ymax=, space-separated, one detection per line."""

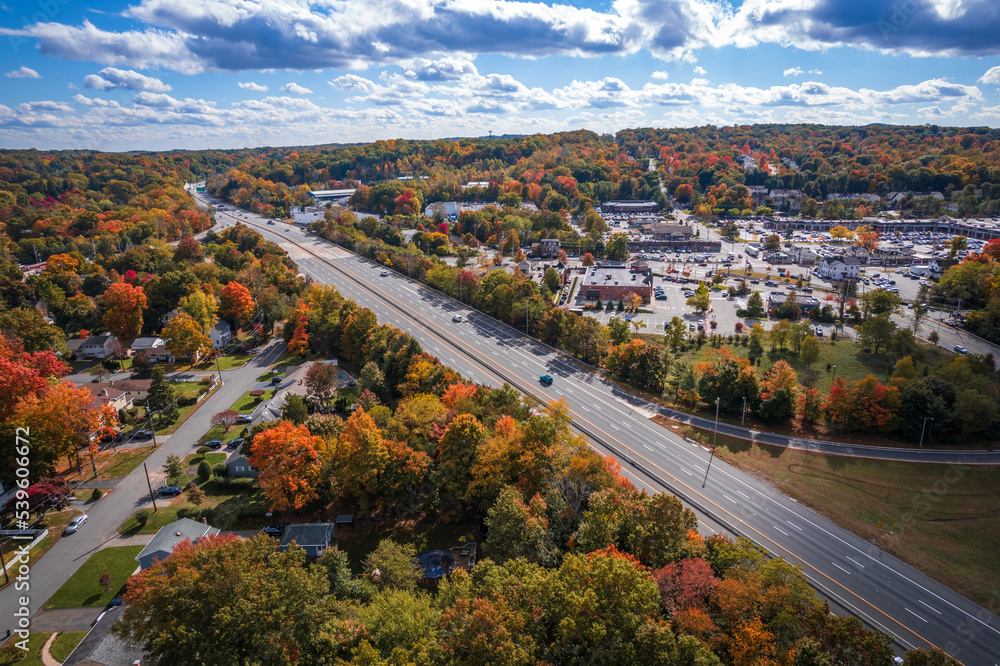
xmin=742 ymin=396 xmax=747 ymax=427
xmin=919 ymin=416 xmax=934 ymax=448
xmin=831 ymin=365 xmax=837 ymax=384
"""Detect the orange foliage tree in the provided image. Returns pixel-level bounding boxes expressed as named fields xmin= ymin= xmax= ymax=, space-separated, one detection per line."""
xmin=100 ymin=282 xmax=148 ymax=340
xmin=248 ymin=421 xmax=330 ymax=511
xmin=219 ymin=281 xmax=256 ymax=325
xmin=14 ymin=382 xmax=101 ymax=476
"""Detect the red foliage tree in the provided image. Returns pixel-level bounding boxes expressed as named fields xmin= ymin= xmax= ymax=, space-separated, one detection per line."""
xmin=652 ymin=557 xmax=719 ymax=614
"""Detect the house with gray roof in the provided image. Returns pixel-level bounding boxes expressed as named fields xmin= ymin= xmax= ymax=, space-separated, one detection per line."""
xmin=279 ymin=523 xmax=335 ymax=558
xmin=226 ymin=454 xmax=259 ymax=478
xmin=136 ymin=517 xmax=220 ymax=570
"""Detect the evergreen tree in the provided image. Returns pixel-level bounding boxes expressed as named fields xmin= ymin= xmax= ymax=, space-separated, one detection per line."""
xmin=146 ymin=366 xmax=177 ymax=427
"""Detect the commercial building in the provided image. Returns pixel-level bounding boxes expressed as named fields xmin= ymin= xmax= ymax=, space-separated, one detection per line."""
xmin=581 ymin=266 xmax=653 ymax=302
xmin=766 ymin=291 xmax=821 ymax=314
xmin=600 ymin=200 xmax=659 ymax=215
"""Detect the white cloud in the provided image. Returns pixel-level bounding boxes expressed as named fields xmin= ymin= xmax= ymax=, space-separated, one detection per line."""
xmin=651 ymin=71 xmax=669 ymax=80
xmin=401 ymin=56 xmax=478 ymax=81
xmin=329 ymin=74 xmax=377 ymax=92
xmin=84 ymin=67 xmax=172 ymax=92
xmin=238 ymin=81 xmax=268 ymax=91
xmin=980 ymin=67 xmax=1000 ymax=85
xmin=281 ymin=82 xmax=313 ymax=95
xmin=694 ymin=66 xmax=707 ymax=75
xmin=783 ymin=67 xmax=804 ymax=77
xmin=5 ymin=66 xmax=41 ymax=79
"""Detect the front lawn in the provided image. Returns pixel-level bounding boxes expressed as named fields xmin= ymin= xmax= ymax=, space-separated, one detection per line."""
xmin=43 ymin=545 xmax=143 ymax=609
xmin=0 ymin=633 xmax=49 ymax=666
xmin=231 ymin=388 xmax=275 ymax=413
xmin=119 ymin=478 xmax=264 ymax=535
xmin=49 ymin=631 xmax=88 ymax=662
xmin=0 ymin=511 xmax=82 ymax=591
xmin=62 ymin=445 xmax=156 ymax=482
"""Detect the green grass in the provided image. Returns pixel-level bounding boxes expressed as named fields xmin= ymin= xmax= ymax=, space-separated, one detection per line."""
xmin=0 ymin=633 xmax=50 ymax=665
xmin=336 ymin=518 xmax=478 ymax=574
xmin=231 ymin=388 xmax=275 ymax=413
xmin=168 ymin=451 xmax=228 ymax=486
xmin=153 ymin=380 xmax=219 ymax=435
xmin=272 ymin=349 xmax=309 ymax=367
xmin=0 ymin=511 xmax=82 ymax=591
xmin=654 ymin=333 xmax=945 ymax=397
xmin=119 ymin=479 xmax=265 ymax=535
xmin=49 ymin=631 xmax=88 ymax=662
xmin=62 ymin=445 xmax=156 ymax=481
xmin=256 ymin=370 xmax=280 ymax=381
xmin=670 ymin=420 xmax=1000 ymax=609
xmin=43 ymin=546 xmax=143 ymax=609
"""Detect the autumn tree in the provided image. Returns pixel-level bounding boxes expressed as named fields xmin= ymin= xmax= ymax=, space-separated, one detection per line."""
xmin=211 ymin=409 xmax=239 ymax=433
xmin=305 ymin=361 xmax=338 ymax=404
xmin=100 ymin=282 xmax=147 ymax=340
xmin=435 ymin=414 xmax=486 ymax=513
xmin=219 ymin=281 xmax=256 ymax=325
xmin=248 ymin=421 xmax=330 ymax=511
xmin=162 ymin=312 xmax=212 ymax=361
xmin=799 ymin=335 xmax=821 ymax=366
xmin=179 ymin=287 xmax=218 ymax=333
xmin=581 ymin=252 xmax=595 ymax=267
xmin=484 ymin=486 xmax=554 ymax=565
xmin=114 ymin=534 xmax=329 ymax=666
xmin=687 ymin=283 xmax=711 ymax=313
xmin=14 ymin=382 xmax=101 ymax=476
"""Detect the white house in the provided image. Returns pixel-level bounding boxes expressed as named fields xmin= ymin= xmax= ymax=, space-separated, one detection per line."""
xmin=816 ymin=256 xmax=861 ymax=280
xmin=209 ymin=320 xmax=232 ymax=348
xmin=424 ymin=201 xmax=459 ymax=218
xmin=131 ymin=336 xmax=174 ymax=363
xmin=787 ymin=245 xmax=817 ymax=266
xmin=79 ymin=334 xmax=121 ymax=359
xmin=290 ymin=205 xmax=326 ymax=226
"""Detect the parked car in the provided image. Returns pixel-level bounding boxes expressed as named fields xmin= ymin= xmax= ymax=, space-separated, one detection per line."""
xmin=205 ymin=440 xmax=223 ymax=450
xmin=158 ymin=486 xmax=183 ymax=497
xmin=236 ymin=414 xmax=253 ymax=423
xmin=228 ymin=438 xmax=244 ymax=450
xmin=270 ymin=376 xmax=283 ymax=385
xmin=133 ymin=429 xmax=154 ymax=440
xmin=64 ymin=514 xmax=88 ymax=534
xmin=539 ymin=374 xmax=553 ymax=386
xmin=261 ymin=524 xmax=285 ymax=537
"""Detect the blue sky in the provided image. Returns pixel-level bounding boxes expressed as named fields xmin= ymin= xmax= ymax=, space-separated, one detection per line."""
xmin=2 ymin=0 xmax=1000 ymax=151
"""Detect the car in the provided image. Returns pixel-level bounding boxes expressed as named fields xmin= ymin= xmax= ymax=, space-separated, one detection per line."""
xmin=814 ymin=326 xmax=824 ymax=337
xmin=158 ymin=485 xmax=183 ymax=497
xmin=284 ymin=227 xmax=291 ymax=232
xmin=266 ymin=220 xmax=274 ymax=225
xmin=64 ymin=514 xmax=87 ymax=534
xmin=655 ymin=294 xmax=667 ymax=300
xmin=109 ymin=596 xmax=124 ymax=607
xmin=228 ymin=438 xmax=244 ymax=450
xmin=380 ymin=270 xmax=389 ymax=277
xmin=261 ymin=524 xmax=285 ymax=538
xmin=539 ymin=374 xmax=553 ymax=386
xmin=346 ymin=380 xmax=357 ymax=388
xmin=452 ymin=314 xmax=463 ymax=323
xmin=954 ymin=345 xmax=968 ymax=354
xmin=205 ymin=440 xmax=224 ymax=450
xmin=270 ymin=376 xmax=284 ymax=385
xmin=133 ymin=429 xmax=154 ymax=440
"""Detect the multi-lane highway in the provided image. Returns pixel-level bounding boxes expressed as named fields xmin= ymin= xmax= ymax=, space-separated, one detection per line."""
xmin=203 ymin=199 xmax=1000 ymax=664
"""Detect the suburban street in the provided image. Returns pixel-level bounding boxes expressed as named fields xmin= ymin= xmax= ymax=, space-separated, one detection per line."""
xmin=208 ymin=199 xmax=1000 ymax=664
xmin=0 ymin=341 xmax=285 ymax=639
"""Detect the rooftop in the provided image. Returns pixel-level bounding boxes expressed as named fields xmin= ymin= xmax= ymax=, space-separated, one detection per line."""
xmin=582 ymin=266 xmax=653 ymax=288
xmin=280 ymin=522 xmax=336 ymax=548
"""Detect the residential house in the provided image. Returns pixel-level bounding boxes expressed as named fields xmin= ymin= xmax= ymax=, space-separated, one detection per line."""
xmin=85 ymin=386 xmax=132 ymax=413
xmin=280 ymin=523 xmax=336 ymax=557
xmin=787 ymin=245 xmax=817 ymax=266
xmin=826 ymin=193 xmax=881 ymax=203
xmin=747 ymin=185 xmax=769 ymax=204
xmin=136 ymin=518 xmax=220 ymax=570
xmin=532 ymin=238 xmax=561 ymax=258
xmin=424 ymin=201 xmax=459 ymax=218
xmin=65 ymin=337 xmax=86 ymax=359
xmin=209 ymin=319 xmax=232 ymax=348
xmin=79 ymin=334 xmax=122 ymax=360
xmin=816 ymin=256 xmax=861 ymax=280
xmin=130 ymin=336 xmax=174 ymax=363
xmin=226 ymin=454 xmax=259 ymax=478
xmin=769 ymin=189 xmax=803 ymax=213
xmin=90 ymin=379 xmax=153 ymax=402
xmin=516 ymin=260 xmax=531 ymax=274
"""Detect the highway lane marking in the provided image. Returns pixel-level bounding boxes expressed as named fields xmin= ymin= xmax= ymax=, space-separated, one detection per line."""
xmin=918 ymin=600 xmax=941 ymax=615
xmin=247 ymin=216 xmax=953 ymax=656
xmin=610 ymin=424 xmax=621 ymax=431
xmin=906 ymin=608 xmax=929 ymax=623
xmin=845 ymin=556 xmax=865 ymax=568
xmin=681 ymin=468 xmax=693 ymax=476
xmin=580 ymin=406 xmax=591 ymax=413
xmin=643 ymin=445 xmax=654 ymax=451
xmin=723 ymin=494 xmax=736 ymax=502
xmin=772 ymin=525 xmax=789 ymax=536
xmin=786 ymin=520 xmax=803 ymax=531
xmin=736 ymin=490 xmax=751 ymax=500
xmin=832 ymin=563 xmax=852 ymax=575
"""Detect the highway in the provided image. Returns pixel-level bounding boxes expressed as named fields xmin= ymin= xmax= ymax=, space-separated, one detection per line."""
xmin=205 ymin=200 xmax=1000 ymax=664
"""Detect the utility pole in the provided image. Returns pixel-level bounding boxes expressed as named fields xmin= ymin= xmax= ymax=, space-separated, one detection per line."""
xmin=143 ymin=463 xmax=159 ymax=512
xmin=919 ymin=416 xmax=934 ymax=449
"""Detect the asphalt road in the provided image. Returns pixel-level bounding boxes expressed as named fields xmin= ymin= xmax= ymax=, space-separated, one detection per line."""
xmin=0 ymin=341 xmax=285 ymax=638
xmin=212 ymin=201 xmax=1000 ymax=664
